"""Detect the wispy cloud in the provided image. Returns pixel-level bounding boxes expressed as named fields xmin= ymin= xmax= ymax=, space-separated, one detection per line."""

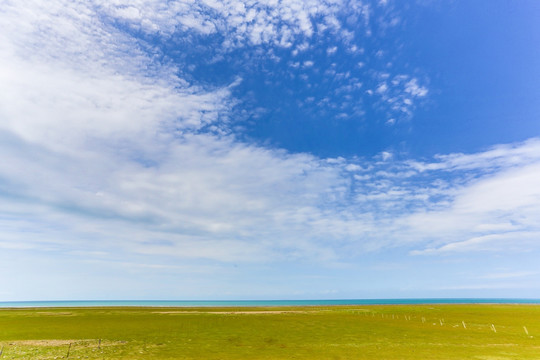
xmin=436 ymin=283 xmax=531 ymax=291
xmin=90 ymin=0 xmax=428 ymax=125
xmin=95 ymin=0 xmax=359 ymax=47
xmin=479 ymin=271 xmax=538 ymax=280
xmin=401 ymin=141 xmax=540 ymax=256
xmin=1 ymin=1 xmax=539 ymax=276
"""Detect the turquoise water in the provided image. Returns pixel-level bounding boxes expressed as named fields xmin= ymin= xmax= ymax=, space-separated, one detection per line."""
xmin=1 ymin=298 xmax=540 ymax=308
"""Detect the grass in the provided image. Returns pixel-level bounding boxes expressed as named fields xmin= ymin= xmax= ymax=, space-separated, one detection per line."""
xmin=1 ymin=304 xmax=540 ymax=359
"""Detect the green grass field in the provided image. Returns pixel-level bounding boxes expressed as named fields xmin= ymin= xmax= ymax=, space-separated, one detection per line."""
xmin=1 ymin=305 xmax=540 ymax=359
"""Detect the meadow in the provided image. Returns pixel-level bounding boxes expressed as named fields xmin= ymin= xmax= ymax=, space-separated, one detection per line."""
xmin=1 ymin=304 xmax=540 ymax=359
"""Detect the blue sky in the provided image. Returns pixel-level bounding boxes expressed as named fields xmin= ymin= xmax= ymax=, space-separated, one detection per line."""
xmin=1 ymin=0 xmax=540 ymax=301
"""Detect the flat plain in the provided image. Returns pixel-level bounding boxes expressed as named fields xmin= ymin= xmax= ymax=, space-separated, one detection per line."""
xmin=1 ymin=304 xmax=540 ymax=359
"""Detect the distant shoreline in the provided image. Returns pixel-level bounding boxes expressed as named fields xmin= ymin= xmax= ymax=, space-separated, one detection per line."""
xmin=2 ymin=298 xmax=540 ymax=308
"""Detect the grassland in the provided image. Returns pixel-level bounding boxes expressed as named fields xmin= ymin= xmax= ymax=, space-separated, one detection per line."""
xmin=1 ymin=304 xmax=540 ymax=359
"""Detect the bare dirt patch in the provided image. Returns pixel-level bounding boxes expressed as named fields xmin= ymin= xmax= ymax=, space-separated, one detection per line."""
xmin=3 ymin=339 xmax=126 ymax=347
xmin=7 ymin=340 xmax=75 ymax=346
xmin=153 ymin=310 xmax=313 ymax=315
xmin=35 ymin=312 xmax=73 ymax=316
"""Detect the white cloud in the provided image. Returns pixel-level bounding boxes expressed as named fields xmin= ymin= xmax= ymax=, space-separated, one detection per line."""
xmin=2 ymin=0 xmax=372 ymax=264
xmin=436 ymin=283 xmax=528 ymax=291
xmin=327 ymin=46 xmax=338 ymax=55
xmin=433 ymin=138 xmax=540 ymax=171
xmin=376 ymin=82 xmax=388 ymax=94
xmin=93 ymin=0 xmax=358 ymax=48
xmin=345 ymin=164 xmax=362 ymax=172
xmin=381 ymin=151 xmax=393 ymax=161
xmin=370 ymin=74 xmax=429 ymax=121
xmin=404 ymin=78 xmax=428 ymax=97
xmin=403 ymin=144 xmax=540 ymax=255
xmin=410 ymin=232 xmax=537 ymax=255
xmin=479 ymin=271 xmax=538 ymax=280
xmin=1 ymin=0 xmax=537 ymax=272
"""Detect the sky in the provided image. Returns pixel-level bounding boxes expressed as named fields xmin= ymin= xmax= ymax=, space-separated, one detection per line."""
xmin=1 ymin=0 xmax=540 ymax=301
